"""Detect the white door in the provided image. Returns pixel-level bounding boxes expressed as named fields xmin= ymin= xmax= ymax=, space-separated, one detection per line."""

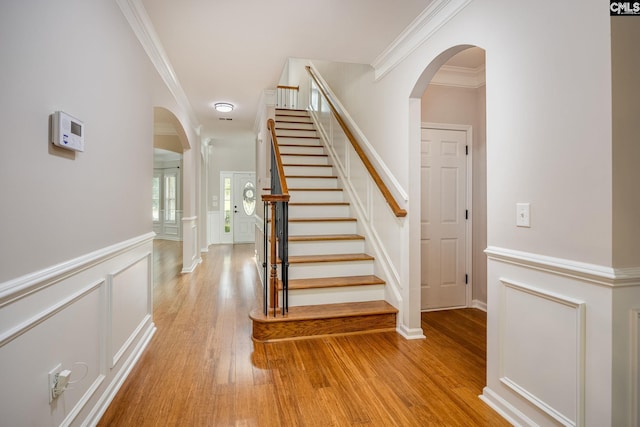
xmin=233 ymin=173 xmax=256 ymax=243
xmin=421 ymin=127 xmax=469 ymax=310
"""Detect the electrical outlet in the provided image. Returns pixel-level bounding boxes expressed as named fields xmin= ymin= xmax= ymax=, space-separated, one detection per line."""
xmin=48 ymin=363 xmax=62 ymax=403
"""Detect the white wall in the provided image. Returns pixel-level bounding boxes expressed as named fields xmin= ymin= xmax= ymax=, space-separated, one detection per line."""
xmin=0 ymin=1 xmax=157 ymax=425
xmin=296 ymin=0 xmax=639 ymax=425
xmin=0 ymin=0 xmax=154 ymax=283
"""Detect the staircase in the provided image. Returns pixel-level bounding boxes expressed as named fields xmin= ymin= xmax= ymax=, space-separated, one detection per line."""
xmin=250 ymin=109 xmax=397 ymax=342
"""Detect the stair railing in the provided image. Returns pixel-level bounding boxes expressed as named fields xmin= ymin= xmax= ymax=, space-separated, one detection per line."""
xmin=276 ymin=85 xmax=299 ymax=110
xmin=262 ymin=118 xmax=290 ymax=316
xmin=305 ymin=66 xmax=407 ymax=218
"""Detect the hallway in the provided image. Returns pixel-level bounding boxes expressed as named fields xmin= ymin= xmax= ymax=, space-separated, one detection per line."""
xmin=98 ymin=241 xmax=508 ymax=426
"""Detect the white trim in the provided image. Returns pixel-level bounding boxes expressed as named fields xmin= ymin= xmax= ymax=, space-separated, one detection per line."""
xmin=480 ymin=386 xmax=538 ymax=427
xmin=396 ymin=324 xmax=426 ymax=340
xmin=371 ymin=0 xmax=474 ymax=80
xmin=430 ymin=64 xmax=486 ymax=88
xmin=471 ymin=299 xmax=487 ymax=311
xmin=0 ymin=232 xmax=155 ymax=305
xmin=115 ymin=0 xmax=200 ymax=135
xmin=0 ymin=279 xmax=105 ymax=347
xmin=486 ymin=246 xmax=640 ymax=288
xmin=420 ymin=123 xmax=473 ymax=309
xmin=310 ymin=107 xmax=405 ymax=313
xmin=107 ymin=252 xmax=153 ymax=368
xmin=307 ymin=64 xmax=409 ymax=206
xmin=632 ymin=309 xmax=640 ymax=427
xmin=83 ymin=322 xmax=156 ymax=427
xmin=499 ymin=279 xmax=585 ymax=427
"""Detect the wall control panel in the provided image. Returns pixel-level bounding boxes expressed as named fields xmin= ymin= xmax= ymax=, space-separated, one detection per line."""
xmin=51 ymin=111 xmax=85 ymax=152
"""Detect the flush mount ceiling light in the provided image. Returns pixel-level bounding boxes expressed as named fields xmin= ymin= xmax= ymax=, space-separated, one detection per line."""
xmin=214 ymin=102 xmax=234 ymax=113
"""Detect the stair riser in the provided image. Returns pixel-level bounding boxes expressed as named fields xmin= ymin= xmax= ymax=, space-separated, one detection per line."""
xmin=283 ymin=165 xmax=333 ymax=176
xmin=275 ymin=115 xmax=312 ymax=124
xmin=275 ymin=110 xmax=308 ymax=117
xmin=278 ymin=145 xmax=325 ymax=155
xmin=284 ymin=285 xmax=386 ymax=307
xmin=280 ymin=155 xmax=328 ymax=165
xmin=289 ymin=220 xmax=357 ymax=235
xmin=276 ymin=129 xmax=317 ymax=137
xmin=289 ymin=204 xmax=350 ymax=218
xmin=284 ymin=260 xmax=373 ymax=279
xmin=287 ymin=240 xmax=365 ymax=256
xmin=276 ymin=122 xmax=315 ymax=130
xmin=286 ymin=177 xmax=338 ymax=189
xmin=288 ymin=190 xmax=344 ymax=203
xmin=251 ymin=309 xmax=396 ymax=342
xmin=276 ymin=137 xmax=321 ymax=146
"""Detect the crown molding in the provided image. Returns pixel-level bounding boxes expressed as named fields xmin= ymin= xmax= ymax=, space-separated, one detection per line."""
xmin=371 ymin=0 xmax=473 ymax=80
xmin=116 ymin=0 xmax=200 ymax=136
xmin=430 ymin=64 xmax=485 ymax=88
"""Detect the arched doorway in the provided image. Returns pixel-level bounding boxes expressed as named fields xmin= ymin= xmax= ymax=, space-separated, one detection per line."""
xmin=153 ymin=107 xmax=192 ymax=272
xmin=410 ymin=46 xmax=487 ymax=312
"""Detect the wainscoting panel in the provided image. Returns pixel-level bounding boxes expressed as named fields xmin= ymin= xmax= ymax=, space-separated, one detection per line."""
xmin=499 ymin=279 xmax=585 ymax=427
xmin=108 ymin=253 xmax=152 ymax=367
xmin=0 ymin=233 xmax=155 ymax=426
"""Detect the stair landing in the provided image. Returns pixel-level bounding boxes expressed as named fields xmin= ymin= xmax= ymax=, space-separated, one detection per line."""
xmin=249 ymin=300 xmax=397 ymax=343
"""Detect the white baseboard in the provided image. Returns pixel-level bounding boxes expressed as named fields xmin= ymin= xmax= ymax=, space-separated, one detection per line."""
xmin=472 ymin=299 xmax=487 ymax=311
xmin=480 ymin=387 xmax=536 ymax=427
xmin=397 ymin=324 xmax=426 ymax=340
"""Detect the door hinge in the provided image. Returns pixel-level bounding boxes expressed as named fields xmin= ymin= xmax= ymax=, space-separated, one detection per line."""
xmin=465 ymin=145 xmax=469 ymax=155
xmin=465 ymin=274 xmax=468 ymax=284
xmin=465 ymin=209 xmax=468 ymax=220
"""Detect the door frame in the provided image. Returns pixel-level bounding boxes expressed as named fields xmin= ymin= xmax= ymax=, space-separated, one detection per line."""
xmin=421 ymin=122 xmax=473 ymax=310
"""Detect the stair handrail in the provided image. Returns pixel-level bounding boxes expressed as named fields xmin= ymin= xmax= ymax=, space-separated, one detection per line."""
xmin=305 ymin=66 xmax=407 ymax=218
xmin=262 ymin=118 xmax=290 ymax=316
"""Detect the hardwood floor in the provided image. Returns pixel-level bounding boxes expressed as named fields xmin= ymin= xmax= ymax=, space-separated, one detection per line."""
xmin=98 ymin=241 xmax=509 ymax=426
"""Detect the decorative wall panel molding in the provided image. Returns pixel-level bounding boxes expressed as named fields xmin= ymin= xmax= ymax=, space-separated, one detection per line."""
xmin=499 ymin=279 xmax=585 ymax=426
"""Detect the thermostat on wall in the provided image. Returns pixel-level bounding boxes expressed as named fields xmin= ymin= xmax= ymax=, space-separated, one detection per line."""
xmin=51 ymin=111 xmax=85 ymax=152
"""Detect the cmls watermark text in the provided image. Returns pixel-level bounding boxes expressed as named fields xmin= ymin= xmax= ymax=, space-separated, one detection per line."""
xmin=610 ymin=1 xmax=640 ymax=15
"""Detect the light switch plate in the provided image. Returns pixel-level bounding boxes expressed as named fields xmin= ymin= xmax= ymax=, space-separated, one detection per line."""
xmin=516 ymin=203 xmax=530 ymax=227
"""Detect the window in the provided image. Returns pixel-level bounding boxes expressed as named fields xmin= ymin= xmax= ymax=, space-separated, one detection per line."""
xmin=224 ymin=177 xmax=231 ymax=233
xmin=152 ymin=175 xmax=160 ymax=222
xmin=165 ymin=173 xmax=177 ymax=223
xmin=242 ymin=181 xmax=256 ymax=215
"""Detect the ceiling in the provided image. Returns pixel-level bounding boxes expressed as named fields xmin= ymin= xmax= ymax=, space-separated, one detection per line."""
xmin=141 ymin=0 xmax=435 ymax=141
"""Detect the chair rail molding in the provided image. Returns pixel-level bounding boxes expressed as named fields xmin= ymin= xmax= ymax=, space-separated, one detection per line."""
xmin=485 ymin=246 xmax=640 ymax=288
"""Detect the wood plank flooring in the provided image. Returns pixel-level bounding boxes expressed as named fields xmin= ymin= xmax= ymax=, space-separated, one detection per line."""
xmin=98 ymin=241 xmax=509 ymax=426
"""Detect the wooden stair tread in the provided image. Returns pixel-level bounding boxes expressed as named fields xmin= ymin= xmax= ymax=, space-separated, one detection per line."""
xmin=289 ymin=202 xmax=349 ymax=206
xmin=283 ymin=163 xmax=331 ymax=167
xmin=280 ymin=275 xmax=385 ymax=290
xmin=280 ymin=153 xmax=329 ymax=159
xmin=286 ymin=175 xmax=337 ymax=179
xmin=287 ymin=253 xmax=374 ymax=264
xmin=288 ymin=234 xmax=363 ymax=241
xmin=277 ymin=143 xmax=320 ymax=148
xmin=250 ymin=300 xmax=396 ymax=323
xmin=288 ymin=187 xmax=342 ymax=191
xmin=275 ymin=135 xmax=319 ymax=139
xmin=289 ymin=217 xmax=356 ymax=222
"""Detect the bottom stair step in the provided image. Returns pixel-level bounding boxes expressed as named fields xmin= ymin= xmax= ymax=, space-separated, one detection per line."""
xmin=249 ymin=300 xmax=397 ymax=343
